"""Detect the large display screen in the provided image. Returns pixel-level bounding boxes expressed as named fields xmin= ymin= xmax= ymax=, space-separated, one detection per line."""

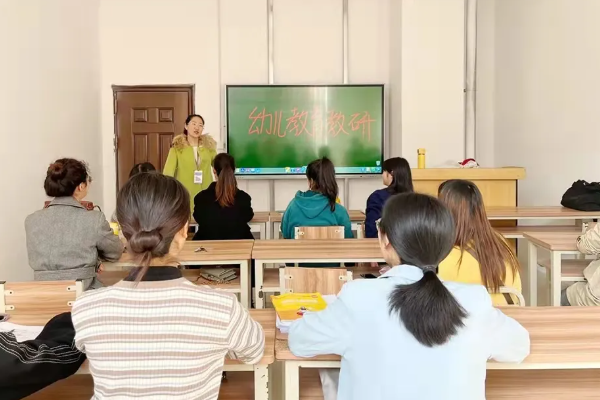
xmin=226 ymin=85 xmax=384 ymax=175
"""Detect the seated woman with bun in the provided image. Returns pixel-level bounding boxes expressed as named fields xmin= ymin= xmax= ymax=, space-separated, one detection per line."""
xmin=25 ymin=158 xmax=123 ymax=290
xmin=72 ymin=172 xmax=264 ymax=399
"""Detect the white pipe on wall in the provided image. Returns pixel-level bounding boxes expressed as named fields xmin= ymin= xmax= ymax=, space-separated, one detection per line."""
xmin=464 ymin=0 xmax=477 ymax=159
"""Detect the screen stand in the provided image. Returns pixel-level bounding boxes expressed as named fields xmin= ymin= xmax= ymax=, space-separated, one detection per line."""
xmin=343 ymin=178 xmax=350 ymax=209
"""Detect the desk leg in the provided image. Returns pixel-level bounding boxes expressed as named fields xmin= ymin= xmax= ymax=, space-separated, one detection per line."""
xmin=265 ymin=222 xmax=271 ymax=240
xmin=356 ymin=223 xmax=364 ymax=239
xmin=550 ymin=251 xmax=562 ymax=306
xmin=255 ymin=260 xmax=265 ymax=309
xmin=240 ymin=260 xmax=250 ymax=309
xmin=275 ymin=222 xmax=281 ymax=240
xmin=260 ymin=223 xmax=266 ymax=240
xmin=254 ymin=365 xmax=269 ymax=400
xmin=528 ymin=242 xmax=538 ymax=307
xmin=283 ymin=361 xmax=300 ymax=400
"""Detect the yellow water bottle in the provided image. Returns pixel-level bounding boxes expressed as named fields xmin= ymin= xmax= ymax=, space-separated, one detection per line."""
xmin=417 ymin=148 xmax=426 ymax=169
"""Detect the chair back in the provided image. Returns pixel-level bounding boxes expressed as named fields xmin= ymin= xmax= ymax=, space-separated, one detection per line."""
xmin=0 ymin=280 xmax=84 ymax=325
xmin=279 ymin=267 xmax=352 ymax=295
xmin=499 ymin=286 xmax=526 ymax=306
xmin=294 ymin=226 xmax=344 ymax=240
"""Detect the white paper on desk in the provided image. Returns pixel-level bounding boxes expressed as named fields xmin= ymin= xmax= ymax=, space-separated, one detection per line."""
xmin=277 ymin=295 xmax=337 ymax=334
xmin=0 ymin=322 xmax=43 ymax=342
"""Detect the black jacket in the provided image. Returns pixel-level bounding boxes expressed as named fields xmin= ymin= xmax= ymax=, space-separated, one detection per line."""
xmin=0 ymin=312 xmax=86 ymax=400
xmin=193 ymin=182 xmax=254 ymax=240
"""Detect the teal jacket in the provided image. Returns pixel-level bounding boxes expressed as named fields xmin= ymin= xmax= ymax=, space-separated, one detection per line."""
xmin=281 ymin=191 xmax=353 ymax=239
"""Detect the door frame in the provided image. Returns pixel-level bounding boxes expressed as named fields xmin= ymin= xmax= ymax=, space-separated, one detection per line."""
xmin=112 ymin=84 xmax=195 ymax=190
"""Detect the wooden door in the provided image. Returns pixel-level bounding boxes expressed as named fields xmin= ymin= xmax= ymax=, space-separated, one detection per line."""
xmin=114 ymin=85 xmax=194 ymax=188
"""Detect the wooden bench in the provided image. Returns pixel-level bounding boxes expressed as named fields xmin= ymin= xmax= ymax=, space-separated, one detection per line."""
xmin=0 ymin=280 xmax=83 ymax=325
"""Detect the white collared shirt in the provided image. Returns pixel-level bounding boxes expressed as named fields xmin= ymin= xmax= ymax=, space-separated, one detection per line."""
xmin=289 ymin=265 xmax=530 ymax=400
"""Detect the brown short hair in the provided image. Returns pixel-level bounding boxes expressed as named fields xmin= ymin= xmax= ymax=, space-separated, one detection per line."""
xmin=44 ymin=158 xmax=90 ymax=197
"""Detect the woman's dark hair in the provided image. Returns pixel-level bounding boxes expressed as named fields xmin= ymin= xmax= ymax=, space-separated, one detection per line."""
xmin=183 ymin=114 xmax=205 ymax=135
xmin=438 ymin=179 xmax=520 ymax=293
xmin=383 ymin=157 xmax=414 ymax=194
xmin=128 ymin=162 xmax=156 ymax=179
xmin=116 ymin=173 xmax=190 ymax=282
xmin=306 ymin=157 xmax=338 ymax=211
xmin=380 ymin=192 xmax=467 ymax=347
xmin=44 ymin=158 xmax=90 ymax=197
xmin=213 ymin=153 xmax=237 ymax=207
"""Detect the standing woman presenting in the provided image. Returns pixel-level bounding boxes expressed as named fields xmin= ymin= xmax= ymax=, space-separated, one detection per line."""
xmin=164 ymin=114 xmax=217 ymax=210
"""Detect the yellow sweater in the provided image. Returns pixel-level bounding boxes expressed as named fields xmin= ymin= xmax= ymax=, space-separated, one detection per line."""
xmin=438 ymin=247 xmax=522 ymax=306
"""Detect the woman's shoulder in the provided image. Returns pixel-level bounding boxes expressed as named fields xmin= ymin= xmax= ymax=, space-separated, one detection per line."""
xmin=171 ymin=134 xmax=189 ymax=150
xmin=236 ymin=188 xmax=252 ymax=200
xmin=333 ymin=202 xmax=350 ymax=215
xmin=199 ymin=135 xmax=217 ymax=150
xmin=367 ymin=188 xmax=390 ymax=202
xmin=72 ymin=286 xmax=113 ymax=313
xmin=180 ymin=281 xmax=239 ymax=304
xmin=440 ymin=246 xmax=478 ymax=268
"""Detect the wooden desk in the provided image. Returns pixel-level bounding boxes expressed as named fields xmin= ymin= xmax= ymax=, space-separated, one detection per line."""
xmin=270 ymin=210 xmax=366 ymax=239
xmin=250 ymin=211 xmax=271 ymax=239
xmin=523 ymin=232 xmax=582 ymax=306
xmin=495 ymin=225 xmax=582 ymax=239
xmin=275 ymin=307 xmax=600 ymax=400
xmin=98 ymin=269 xmax=244 ymax=295
xmin=252 ymin=239 xmax=383 ymax=308
xmin=487 ymin=206 xmax=600 ymax=221
xmin=104 ymin=240 xmax=254 ymax=308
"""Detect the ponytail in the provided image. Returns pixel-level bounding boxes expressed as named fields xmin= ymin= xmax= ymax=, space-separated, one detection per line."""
xmin=306 ymin=157 xmax=338 ymax=211
xmin=379 ymin=192 xmax=466 ymax=347
xmin=213 ymin=153 xmax=238 ymax=208
xmin=388 ymin=269 xmax=467 ymax=347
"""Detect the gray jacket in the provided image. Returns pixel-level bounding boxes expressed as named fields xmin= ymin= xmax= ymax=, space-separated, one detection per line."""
xmin=25 ymin=197 xmax=123 ymax=288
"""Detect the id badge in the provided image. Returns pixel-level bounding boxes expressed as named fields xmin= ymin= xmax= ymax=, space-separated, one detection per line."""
xmin=194 ymin=170 xmax=203 ymax=184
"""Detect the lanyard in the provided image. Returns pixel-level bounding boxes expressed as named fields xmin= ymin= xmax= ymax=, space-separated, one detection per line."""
xmin=194 ymin=146 xmax=201 ymax=171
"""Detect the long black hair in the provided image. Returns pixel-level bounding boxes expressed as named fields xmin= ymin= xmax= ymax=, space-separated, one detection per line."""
xmin=128 ymin=162 xmax=156 ymax=179
xmin=383 ymin=157 xmax=413 ymax=194
xmin=379 ymin=192 xmax=467 ymax=347
xmin=306 ymin=157 xmax=338 ymax=211
xmin=213 ymin=153 xmax=237 ymax=207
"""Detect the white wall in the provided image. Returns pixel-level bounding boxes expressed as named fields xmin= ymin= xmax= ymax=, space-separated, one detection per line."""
xmin=0 ymin=0 xmax=102 ymax=280
xmin=492 ymin=0 xmax=600 ymax=206
xmin=99 ymin=0 xmax=467 ymax=214
xmin=475 ymin=0 xmax=495 ymax=167
xmin=401 ymin=0 xmax=466 ymax=168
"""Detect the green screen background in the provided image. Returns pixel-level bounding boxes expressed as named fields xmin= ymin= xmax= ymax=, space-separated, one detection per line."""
xmin=226 ymin=85 xmax=383 ymax=171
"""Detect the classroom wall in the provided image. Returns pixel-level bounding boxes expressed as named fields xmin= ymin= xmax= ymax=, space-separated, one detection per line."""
xmin=98 ymin=0 xmax=467 ymax=215
xmin=400 ymin=0 xmax=466 ymax=168
xmin=0 ymin=0 xmax=102 ymax=280
xmin=488 ymin=0 xmax=600 ymax=206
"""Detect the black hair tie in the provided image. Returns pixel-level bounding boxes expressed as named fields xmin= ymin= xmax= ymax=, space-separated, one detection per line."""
xmin=422 ymin=265 xmax=437 ymax=273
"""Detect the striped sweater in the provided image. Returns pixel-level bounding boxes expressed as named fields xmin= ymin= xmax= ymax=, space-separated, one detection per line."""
xmin=71 ymin=267 xmax=264 ymax=400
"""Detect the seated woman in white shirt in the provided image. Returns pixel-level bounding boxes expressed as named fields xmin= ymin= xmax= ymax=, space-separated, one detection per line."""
xmin=288 ymin=192 xmax=530 ymax=400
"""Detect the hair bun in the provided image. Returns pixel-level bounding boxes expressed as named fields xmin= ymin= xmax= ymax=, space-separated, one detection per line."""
xmin=48 ymin=162 xmax=67 ymax=179
xmin=128 ymin=229 xmax=163 ymax=254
